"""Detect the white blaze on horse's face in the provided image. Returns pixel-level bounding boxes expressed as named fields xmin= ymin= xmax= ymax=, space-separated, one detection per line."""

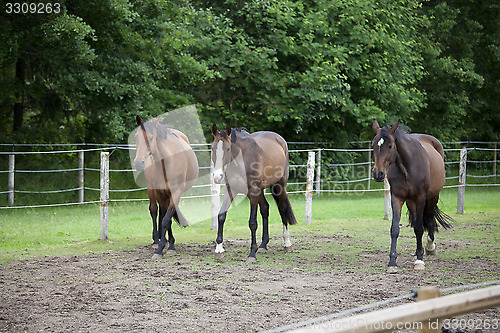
xmin=377 ymin=137 xmax=384 ymax=149
xmin=212 ymin=140 xmax=225 ymax=184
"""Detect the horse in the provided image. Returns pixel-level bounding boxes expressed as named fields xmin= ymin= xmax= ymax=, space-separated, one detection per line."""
xmin=372 ymin=119 xmax=452 ymax=273
xmin=211 ymin=124 xmax=297 ymax=263
xmin=134 ymin=115 xmax=199 ymax=259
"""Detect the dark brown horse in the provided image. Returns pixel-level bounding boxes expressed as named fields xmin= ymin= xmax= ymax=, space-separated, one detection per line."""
xmin=211 ymin=124 xmax=297 ymax=263
xmin=134 ymin=116 xmax=199 ymax=259
xmin=372 ymin=119 xmax=452 ymax=273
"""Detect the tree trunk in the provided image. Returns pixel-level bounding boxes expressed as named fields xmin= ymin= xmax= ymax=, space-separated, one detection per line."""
xmin=13 ymin=58 xmax=25 ymax=132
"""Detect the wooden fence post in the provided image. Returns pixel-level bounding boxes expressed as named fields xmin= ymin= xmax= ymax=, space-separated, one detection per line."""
xmin=100 ymin=152 xmax=109 ymax=240
xmin=78 ymin=150 xmax=84 ymax=203
xmin=384 ymin=175 xmax=391 ymax=220
xmin=457 ymin=147 xmax=467 ymax=214
xmin=315 ymin=149 xmax=321 ymax=195
xmin=210 ymin=161 xmax=220 ymax=231
xmin=418 ymin=286 xmax=441 ymax=333
xmin=305 ymin=151 xmax=315 ymax=225
xmin=8 ymin=154 xmax=14 ymax=205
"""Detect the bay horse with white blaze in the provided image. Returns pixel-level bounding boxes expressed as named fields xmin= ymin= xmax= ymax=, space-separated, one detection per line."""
xmin=211 ymin=124 xmax=297 ymax=263
xmin=372 ymin=119 xmax=452 ymax=273
xmin=134 ymin=116 xmax=199 ymax=259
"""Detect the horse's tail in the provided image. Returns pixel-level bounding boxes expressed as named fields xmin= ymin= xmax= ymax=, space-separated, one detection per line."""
xmin=431 ymin=205 xmax=453 ymax=231
xmin=173 ymin=208 xmax=189 ymax=227
xmin=284 ymin=196 xmax=297 ymax=225
xmin=271 ymin=184 xmax=297 ymax=226
xmin=420 ymin=201 xmax=452 ymax=232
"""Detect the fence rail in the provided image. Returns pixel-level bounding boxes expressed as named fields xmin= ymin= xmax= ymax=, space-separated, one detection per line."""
xmin=1 ymin=142 xmax=499 ymax=216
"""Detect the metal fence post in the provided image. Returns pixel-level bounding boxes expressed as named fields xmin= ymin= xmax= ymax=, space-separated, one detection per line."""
xmin=78 ymin=150 xmax=84 ymax=203
xmin=457 ymin=146 xmax=467 ymax=214
xmin=100 ymin=152 xmax=109 ymax=240
xmin=8 ymin=155 xmax=15 ymax=205
xmin=305 ymin=151 xmax=315 ymax=224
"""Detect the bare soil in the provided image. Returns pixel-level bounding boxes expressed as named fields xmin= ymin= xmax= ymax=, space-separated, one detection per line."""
xmin=0 ymin=232 xmax=498 ymax=332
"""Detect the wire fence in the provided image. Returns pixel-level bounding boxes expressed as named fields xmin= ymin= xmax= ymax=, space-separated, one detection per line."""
xmin=0 ymin=141 xmax=498 ymax=210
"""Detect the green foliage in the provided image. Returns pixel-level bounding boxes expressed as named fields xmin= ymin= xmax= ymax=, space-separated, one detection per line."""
xmin=0 ymin=0 xmax=213 ymax=143
xmin=0 ymin=0 xmax=498 ymax=144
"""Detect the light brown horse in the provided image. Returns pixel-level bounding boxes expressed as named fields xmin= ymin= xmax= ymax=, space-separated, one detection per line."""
xmin=211 ymin=124 xmax=297 ymax=263
xmin=372 ymin=119 xmax=452 ymax=273
xmin=134 ymin=116 xmax=199 ymax=259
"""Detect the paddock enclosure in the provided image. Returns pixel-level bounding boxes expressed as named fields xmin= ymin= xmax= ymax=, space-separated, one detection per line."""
xmin=0 ymin=142 xmax=499 ymax=332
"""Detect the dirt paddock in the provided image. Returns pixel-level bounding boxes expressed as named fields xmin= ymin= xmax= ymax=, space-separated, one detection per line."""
xmin=0 ymin=232 xmax=498 ymax=332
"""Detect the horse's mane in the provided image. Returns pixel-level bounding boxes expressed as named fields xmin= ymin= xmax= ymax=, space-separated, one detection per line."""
xmin=219 ymin=127 xmax=250 ymax=140
xmin=142 ymin=119 xmax=174 ymax=139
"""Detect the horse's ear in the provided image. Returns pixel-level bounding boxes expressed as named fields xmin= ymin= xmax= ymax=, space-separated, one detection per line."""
xmin=153 ymin=117 xmax=160 ymax=125
xmin=231 ymin=129 xmax=237 ymax=143
xmin=225 ymin=124 xmax=233 ymax=142
xmin=372 ymin=119 xmax=380 ymax=134
xmin=212 ymin=124 xmax=219 ymax=137
xmin=136 ymin=115 xmax=143 ymax=126
xmin=389 ymin=119 xmax=400 ymax=134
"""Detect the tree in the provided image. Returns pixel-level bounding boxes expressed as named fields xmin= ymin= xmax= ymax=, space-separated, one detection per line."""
xmin=0 ymin=0 xmax=212 ymax=143
xmin=189 ymin=0 xmax=427 ymax=143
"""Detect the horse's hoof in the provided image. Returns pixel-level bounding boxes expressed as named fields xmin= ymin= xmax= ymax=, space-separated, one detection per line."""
xmin=283 ymin=246 xmax=293 ymax=253
xmin=151 ymin=243 xmax=159 ymax=250
xmin=246 ymin=256 xmax=257 ymax=264
xmin=387 ymin=266 xmax=398 ymax=274
xmin=257 ymin=247 xmax=268 ymax=254
xmin=425 ymin=243 xmax=437 ymax=255
xmin=166 ymin=249 xmax=177 ymax=255
xmin=151 ymin=253 xmax=163 ymax=260
xmin=214 ymin=252 xmax=225 ymax=260
xmin=414 ymin=260 xmax=425 ymax=270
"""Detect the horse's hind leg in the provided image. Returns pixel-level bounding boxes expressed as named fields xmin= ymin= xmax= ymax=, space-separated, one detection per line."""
xmin=409 ymin=198 xmax=426 ymax=270
xmin=271 ymin=182 xmax=293 ymax=253
xmin=424 ymin=196 xmax=439 ymax=255
xmin=257 ymin=192 xmax=270 ymax=253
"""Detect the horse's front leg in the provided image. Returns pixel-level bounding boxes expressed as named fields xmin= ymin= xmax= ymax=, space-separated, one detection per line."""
xmin=149 ymin=199 xmax=159 ymax=245
xmin=257 ymin=192 xmax=270 ymax=253
xmin=413 ymin=198 xmax=426 ymax=270
xmin=214 ymin=186 xmax=235 ymax=259
xmin=152 ymin=202 xmax=175 ymax=259
xmin=388 ymin=196 xmax=404 ymax=273
xmin=247 ymin=192 xmax=260 ymax=263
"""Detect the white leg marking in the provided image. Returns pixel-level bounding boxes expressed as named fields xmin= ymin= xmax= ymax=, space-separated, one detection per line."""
xmin=215 ymin=243 xmax=225 ymax=254
xmin=283 ymin=225 xmax=292 ymax=248
xmin=426 ymin=235 xmax=436 ymax=252
xmin=414 ymin=259 xmax=425 ymax=266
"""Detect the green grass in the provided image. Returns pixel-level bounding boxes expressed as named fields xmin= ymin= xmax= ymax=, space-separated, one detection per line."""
xmin=0 ymin=187 xmax=498 ymax=264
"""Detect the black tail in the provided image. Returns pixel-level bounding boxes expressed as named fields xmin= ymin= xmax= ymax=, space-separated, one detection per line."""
xmin=432 ymin=205 xmax=453 ymax=231
xmin=173 ymin=208 xmax=189 ymax=227
xmin=283 ymin=196 xmax=297 ymax=225
xmin=271 ymin=185 xmax=297 ymax=226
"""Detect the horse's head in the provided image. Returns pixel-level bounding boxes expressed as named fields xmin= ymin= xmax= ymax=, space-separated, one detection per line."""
xmin=372 ymin=119 xmax=399 ymax=182
xmin=134 ymin=115 xmax=165 ymax=172
xmin=211 ymin=124 xmax=235 ymax=184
